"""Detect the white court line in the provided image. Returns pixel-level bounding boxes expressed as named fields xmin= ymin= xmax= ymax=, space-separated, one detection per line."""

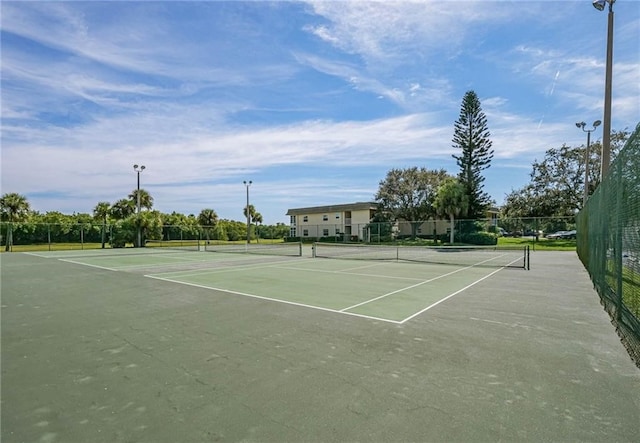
xmin=396 ymin=255 xmax=524 ymax=323
xmin=58 ymin=258 xmax=118 ymax=272
xmin=339 ymin=253 xmax=511 ymax=313
xmin=24 ymin=252 xmax=55 ymax=258
xmin=398 ymin=267 xmax=506 ymax=324
xmin=146 ymin=258 xmax=307 ymax=279
xmin=145 ymin=274 xmax=402 ymax=324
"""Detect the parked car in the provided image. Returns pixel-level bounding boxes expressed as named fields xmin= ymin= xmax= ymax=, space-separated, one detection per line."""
xmin=546 ymin=230 xmax=576 ymax=239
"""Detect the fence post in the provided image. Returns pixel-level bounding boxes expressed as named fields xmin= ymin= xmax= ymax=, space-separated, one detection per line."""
xmin=614 ymin=158 xmax=624 ymax=321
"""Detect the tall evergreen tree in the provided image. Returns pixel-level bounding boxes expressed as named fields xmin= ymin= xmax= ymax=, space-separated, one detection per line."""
xmin=452 ymin=90 xmax=494 ymax=219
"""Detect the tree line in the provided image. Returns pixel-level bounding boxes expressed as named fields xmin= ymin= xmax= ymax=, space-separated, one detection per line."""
xmin=501 ymin=130 xmax=629 ymax=219
xmin=0 ymin=190 xmax=288 ymax=250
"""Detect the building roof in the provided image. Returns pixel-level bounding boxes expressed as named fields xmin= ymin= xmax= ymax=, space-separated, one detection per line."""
xmin=286 ymin=202 xmax=377 ymax=216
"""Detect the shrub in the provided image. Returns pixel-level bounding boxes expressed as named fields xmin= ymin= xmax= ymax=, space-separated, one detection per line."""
xmin=456 ymin=231 xmax=497 ymax=245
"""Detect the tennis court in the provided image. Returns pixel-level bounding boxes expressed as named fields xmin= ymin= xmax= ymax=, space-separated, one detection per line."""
xmin=25 ymin=243 xmax=529 ymax=323
xmin=2 ymin=246 xmax=639 ymax=442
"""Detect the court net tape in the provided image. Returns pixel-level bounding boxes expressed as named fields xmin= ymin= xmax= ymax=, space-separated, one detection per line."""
xmin=312 ymin=243 xmax=530 ymax=269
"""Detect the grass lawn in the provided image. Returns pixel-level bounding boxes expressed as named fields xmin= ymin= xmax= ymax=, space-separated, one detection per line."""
xmin=499 ymin=236 xmax=577 ymax=251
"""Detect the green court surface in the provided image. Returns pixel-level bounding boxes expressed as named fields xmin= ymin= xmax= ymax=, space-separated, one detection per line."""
xmin=145 ymin=258 xmax=504 ymax=323
xmin=1 ymin=248 xmax=639 ymax=442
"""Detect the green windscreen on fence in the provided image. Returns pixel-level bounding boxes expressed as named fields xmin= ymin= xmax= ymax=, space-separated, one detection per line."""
xmin=577 ymin=122 xmax=640 ymax=367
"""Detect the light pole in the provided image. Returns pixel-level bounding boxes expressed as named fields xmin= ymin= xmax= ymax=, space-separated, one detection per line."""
xmin=243 ymin=180 xmax=252 ymax=244
xmin=576 ymin=120 xmax=601 ymax=207
xmin=592 ymin=0 xmax=615 ymax=180
xmin=133 ymin=164 xmax=146 ymax=247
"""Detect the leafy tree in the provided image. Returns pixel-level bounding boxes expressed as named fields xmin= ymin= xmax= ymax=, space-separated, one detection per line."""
xmin=434 ymin=179 xmax=469 ymax=244
xmin=501 ymin=129 xmax=629 ymax=219
xmin=198 ymin=208 xmax=219 ymax=241
xmin=375 ymin=167 xmax=451 ymax=239
xmin=111 ymin=198 xmax=135 ymax=220
xmin=220 ymin=219 xmax=245 ymax=241
xmin=161 ymin=212 xmax=200 ymax=241
xmin=111 ymin=211 xmax=163 ymax=248
xmin=452 ymin=90 xmax=494 ymax=219
xmin=258 ymin=223 xmax=289 ymax=240
xmin=365 ymin=208 xmax=395 ymax=242
xmin=93 ymin=202 xmax=111 ymax=248
xmin=1 ymin=193 xmax=31 ymax=251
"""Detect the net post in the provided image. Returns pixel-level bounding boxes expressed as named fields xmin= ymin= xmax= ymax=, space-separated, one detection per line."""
xmin=312 ymin=242 xmax=316 ymax=258
xmin=526 ymin=245 xmax=530 ymax=270
xmin=298 ymin=241 xmax=302 ymax=257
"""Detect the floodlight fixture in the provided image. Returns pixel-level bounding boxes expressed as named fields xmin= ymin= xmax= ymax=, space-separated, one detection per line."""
xmin=576 ymin=121 xmax=600 ymax=207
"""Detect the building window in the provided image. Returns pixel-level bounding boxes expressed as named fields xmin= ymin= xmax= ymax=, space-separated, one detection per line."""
xmin=290 ymin=215 xmax=296 ymax=225
xmin=335 ymin=213 xmax=340 ymax=219
xmin=290 ymin=228 xmax=296 ymax=237
xmin=322 ymin=214 xmax=328 ymax=221
xmin=323 ymin=229 xmax=329 ymax=236
xmin=335 ymin=228 xmax=340 ymax=235
xmin=303 ymin=229 xmax=309 ymax=237
xmin=303 ymin=216 xmax=308 ymax=222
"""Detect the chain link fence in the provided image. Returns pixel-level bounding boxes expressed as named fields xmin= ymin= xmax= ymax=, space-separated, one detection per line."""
xmin=577 ymin=122 xmax=640 ymax=368
xmin=291 ymin=217 xmax=575 ymax=245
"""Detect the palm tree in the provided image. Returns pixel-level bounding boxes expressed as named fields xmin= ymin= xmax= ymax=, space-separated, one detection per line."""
xmin=93 ymin=201 xmax=111 ymax=249
xmin=197 ymin=208 xmax=219 ymax=241
xmin=252 ymin=212 xmax=263 ymax=243
xmin=0 ymin=193 xmax=31 ymax=251
xmin=433 ymin=179 xmax=469 ymax=244
xmin=128 ymin=189 xmax=154 ymax=211
xmin=243 ymin=204 xmax=259 ymax=243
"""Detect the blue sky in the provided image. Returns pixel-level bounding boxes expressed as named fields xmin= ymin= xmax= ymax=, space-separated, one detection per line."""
xmin=2 ymin=1 xmax=639 ymax=224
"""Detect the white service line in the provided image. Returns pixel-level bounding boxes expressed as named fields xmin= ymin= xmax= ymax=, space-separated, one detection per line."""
xmin=339 ymin=264 xmax=474 ymax=312
xmin=58 ymin=258 xmax=118 ymax=272
xmin=399 ymin=266 xmax=505 ymax=323
xmin=146 ymin=259 xmax=306 ymax=279
xmin=144 ymin=274 xmax=402 ymax=324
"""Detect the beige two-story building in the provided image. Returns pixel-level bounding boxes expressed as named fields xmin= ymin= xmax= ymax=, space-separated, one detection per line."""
xmin=287 ymin=203 xmax=501 ymax=241
xmin=286 ymin=202 xmax=378 ymax=241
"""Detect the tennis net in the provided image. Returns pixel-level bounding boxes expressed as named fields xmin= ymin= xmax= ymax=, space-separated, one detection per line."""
xmin=144 ymin=239 xmax=201 ymax=251
xmin=313 ymin=243 xmax=530 ymax=269
xmin=204 ymin=241 xmax=303 ymax=257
